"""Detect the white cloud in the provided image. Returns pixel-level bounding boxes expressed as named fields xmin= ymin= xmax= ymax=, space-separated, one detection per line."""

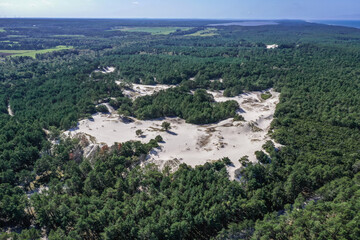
xmin=132 ymin=1 xmax=140 ymax=5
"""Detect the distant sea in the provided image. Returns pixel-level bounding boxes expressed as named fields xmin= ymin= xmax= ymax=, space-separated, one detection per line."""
xmin=311 ymin=20 xmax=360 ymax=29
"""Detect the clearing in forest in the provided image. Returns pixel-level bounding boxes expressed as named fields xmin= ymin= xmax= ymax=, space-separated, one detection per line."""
xmin=0 ymin=45 xmax=73 ymax=58
xmin=65 ymin=85 xmax=280 ymax=179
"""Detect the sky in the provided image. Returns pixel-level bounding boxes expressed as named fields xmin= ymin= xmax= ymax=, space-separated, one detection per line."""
xmin=0 ymin=0 xmax=359 ymax=20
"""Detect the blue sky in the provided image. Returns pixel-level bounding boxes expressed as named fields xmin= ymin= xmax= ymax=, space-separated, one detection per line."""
xmin=0 ymin=0 xmax=359 ymax=19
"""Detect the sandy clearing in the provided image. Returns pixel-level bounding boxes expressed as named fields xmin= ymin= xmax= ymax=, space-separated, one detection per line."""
xmin=116 ymin=81 xmax=174 ymax=100
xmin=266 ymin=44 xmax=279 ymax=49
xmin=65 ymin=89 xmax=280 ymax=179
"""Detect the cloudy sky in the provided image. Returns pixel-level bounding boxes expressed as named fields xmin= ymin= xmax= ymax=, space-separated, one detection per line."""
xmin=0 ymin=0 xmax=359 ymax=19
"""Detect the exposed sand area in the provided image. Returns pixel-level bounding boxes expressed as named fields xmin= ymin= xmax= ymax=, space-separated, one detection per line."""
xmin=7 ymin=104 xmax=14 ymax=116
xmin=94 ymin=66 xmax=116 ymax=74
xmin=266 ymin=44 xmax=279 ymax=49
xmin=65 ymin=87 xmax=279 ymax=179
xmin=116 ymin=81 xmax=174 ymax=100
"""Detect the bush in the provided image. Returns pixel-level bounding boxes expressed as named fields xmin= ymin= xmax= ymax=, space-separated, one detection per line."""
xmin=261 ymin=92 xmax=272 ymax=100
xmin=234 ymin=114 xmax=245 ymax=121
xmin=155 ymin=135 xmax=163 ymax=142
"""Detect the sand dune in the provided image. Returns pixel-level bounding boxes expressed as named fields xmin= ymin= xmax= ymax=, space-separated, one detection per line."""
xmin=94 ymin=66 xmax=116 ymax=74
xmin=116 ymin=81 xmax=174 ymax=100
xmin=65 ymin=88 xmax=279 ymax=179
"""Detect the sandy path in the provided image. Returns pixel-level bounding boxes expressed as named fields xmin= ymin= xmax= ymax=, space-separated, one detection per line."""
xmin=65 ymin=89 xmax=279 ymax=179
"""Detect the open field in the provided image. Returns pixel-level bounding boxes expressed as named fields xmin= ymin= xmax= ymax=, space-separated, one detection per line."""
xmin=187 ymin=28 xmax=218 ymax=37
xmin=0 ymin=45 xmax=73 ymax=58
xmin=65 ymin=87 xmax=279 ymax=179
xmin=111 ymin=27 xmax=193 ymax=35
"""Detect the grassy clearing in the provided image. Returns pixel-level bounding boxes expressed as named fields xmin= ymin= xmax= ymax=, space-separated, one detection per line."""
xmin=0 ymin=45 xmax=73 ymax=58
xmin=112 ymin=27 xmax=192 ymax=35
xmin=187 ymin=28 xmax=218 ymax=37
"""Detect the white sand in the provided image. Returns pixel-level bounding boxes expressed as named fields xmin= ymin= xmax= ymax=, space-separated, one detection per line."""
xmin=65 ymin=89 xmax=279 ymax=179
xmin=209 ymin=78 xmax=223 ymax=83
xmin=7 ymin=104 xmax=14 ymax=116
xmin=266 ymin=44 xmax=279 ymax=49
xmin=95 ymin=66 xmax=116 ymax=74
xmin=116 ymin=82 xmax=174 ymax=100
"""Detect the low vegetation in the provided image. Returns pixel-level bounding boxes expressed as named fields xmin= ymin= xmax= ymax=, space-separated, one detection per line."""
xmin=261 ymin=91 xmax=272 ymax=100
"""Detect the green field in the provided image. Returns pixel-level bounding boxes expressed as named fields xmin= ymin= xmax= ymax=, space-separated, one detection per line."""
xmin=0 ymin=45 xmax=73 ymax=58
xmin=187 ymin=28 xmax=218 ymax=37
xmin=112 ymin=27 xmax=192 ymax=35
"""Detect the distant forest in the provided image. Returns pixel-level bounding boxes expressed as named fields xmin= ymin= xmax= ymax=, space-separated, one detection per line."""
xmin=0 ymin=19 xmax=359 ymax=239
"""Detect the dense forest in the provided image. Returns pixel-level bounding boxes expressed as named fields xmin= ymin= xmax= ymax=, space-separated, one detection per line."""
xmin=0 ymin=19 xmax=360 ymax=239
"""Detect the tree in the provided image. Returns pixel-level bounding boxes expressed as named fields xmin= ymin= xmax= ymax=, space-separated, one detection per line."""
xmin=96 ymin=105 xmax=109 ymax=113
xmin=161 ymin=121 xmax=171 ymax=131
xmin=222 ymin=157 xmax=233 ymax=166
xmin=136 ymin=129 xmax=144 ymax=137
xmin=239 ymin=155 xmax=250 ymax=167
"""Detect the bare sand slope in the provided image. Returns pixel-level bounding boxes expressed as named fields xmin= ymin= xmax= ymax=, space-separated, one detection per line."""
xmin=65 ymin=89 xmax=279 ymax=179
xmin=95 ymin=66 xmax=116 ymax=74
xmin=266 ymin=44 xmax=279 ymax=49
xmin=116 ymin=82 xmax=174 ymax=100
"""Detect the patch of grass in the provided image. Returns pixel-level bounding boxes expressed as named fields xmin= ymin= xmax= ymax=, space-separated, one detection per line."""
xmin=0 ymin=45 xmax=73 ymax=58
xmin=53 ymin=35 xmax=85 ymax=38
xmin=261 ymin=92 xmax=272 ymax=100
xmin=111 ymin=27 xmax=192 ymax=35
xmin=187 ymin=28 xmax=218 ymax=37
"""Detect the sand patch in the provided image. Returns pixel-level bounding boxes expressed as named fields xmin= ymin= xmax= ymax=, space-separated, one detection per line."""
xmin=116 ymin=81 xmax=174 ymax=100
xmin=266 ymin=44 xmax=279 ymax=49
xmin=94 ymin=66 xmax=116 ymax=74
xmin=7 ymin=104 xmax=14 ymax=116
